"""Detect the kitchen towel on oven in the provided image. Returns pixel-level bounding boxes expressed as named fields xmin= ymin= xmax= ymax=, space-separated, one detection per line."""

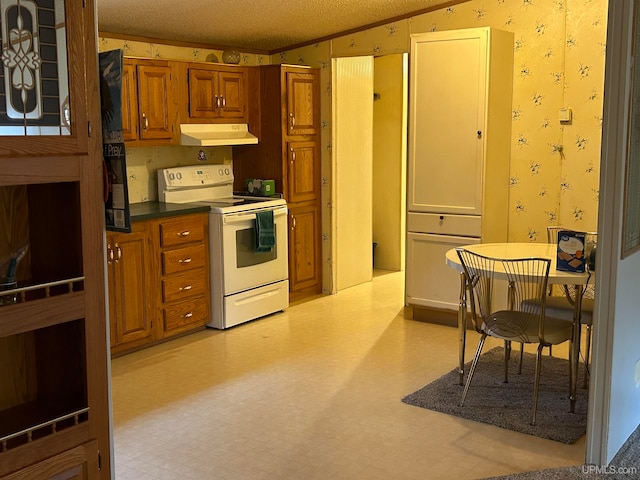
xmin=255 ymin=210 xmax=275 ymax=252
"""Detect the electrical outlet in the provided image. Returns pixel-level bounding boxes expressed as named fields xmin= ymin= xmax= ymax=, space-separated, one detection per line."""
xmin=635 ymin=359 xmax=640 ymax=388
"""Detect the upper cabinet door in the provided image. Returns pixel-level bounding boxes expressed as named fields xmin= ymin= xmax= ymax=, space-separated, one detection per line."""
xmin=187 ymin=66 xmax=247 ymax=121
xmin=188 ymin=68 xmax=218 ymax=119
xmin=137 ymin=64 xmax=173 ymax=140
xmin=0 ymin=0 xmax=89 ymax=157
xmin=286 ymin=71 xmax=320 ymax=136
xmin=408 ymin=29 xmax=488 ymax=215
xmin=217 ymin=71 xmax=246 ymax=120
xmin=121 ymin=60 xmax=138 ymax=142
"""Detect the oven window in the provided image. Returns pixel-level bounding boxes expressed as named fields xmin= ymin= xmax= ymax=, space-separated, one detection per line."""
xmin=236 ymin=226 xmax=277 ymax=267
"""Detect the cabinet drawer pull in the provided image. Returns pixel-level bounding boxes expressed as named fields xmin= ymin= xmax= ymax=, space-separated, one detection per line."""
xmin=215 ymin=95 xmax=220 ymax=108
xmin=142 ymin=113 xmax=148 ymax=129
xmin=182 ymin=312 xmax=193 ymax=318
xmin=179 ymin=285 xmax=193 ymax=291
xmin=178 ymin=258 xmax=193 ymax=264
xmin=177 ymin=230 xmax=191 ymax=237
xmin=221 ymin=96 xmax=226 ymax=108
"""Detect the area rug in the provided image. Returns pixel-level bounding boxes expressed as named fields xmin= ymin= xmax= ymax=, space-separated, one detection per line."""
xmin=402 ymin=347 xmax=588 ymax=444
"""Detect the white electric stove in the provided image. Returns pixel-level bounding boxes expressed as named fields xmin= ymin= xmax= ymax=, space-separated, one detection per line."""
xmin=158 ymin=165 xmax=289 ymax=329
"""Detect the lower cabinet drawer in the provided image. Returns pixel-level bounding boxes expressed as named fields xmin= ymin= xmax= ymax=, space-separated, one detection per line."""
xmin=162 ymin=244 xmax=206 ymax=275
xmin=407 ymin=212 xmax=481 ymax=237
xmin=163 ymin=297 xmax=209 ymax=334
xmin=162 ymin=269 xmax=207 ymax=303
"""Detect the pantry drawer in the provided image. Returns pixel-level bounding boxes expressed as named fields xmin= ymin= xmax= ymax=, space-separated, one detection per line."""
xmin=162 ymin=269 xmax=207 ymax=303
xmin=159 ymin=214 xmax=206 ymax=248
xmin=163 ymin=297 xmax=209 ymax=335
xmin=162 ymin=244 xmax=206 ymax=275
xmin=407 ymin=212 xmax=481 ymax=237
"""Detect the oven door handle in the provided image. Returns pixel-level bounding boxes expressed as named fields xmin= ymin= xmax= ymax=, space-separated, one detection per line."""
xmin=223 ymin=206 xmax=288 ymax=224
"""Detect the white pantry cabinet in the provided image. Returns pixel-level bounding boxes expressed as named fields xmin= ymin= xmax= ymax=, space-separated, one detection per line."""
xmin=405 ymin=27 xmax=513 ymax=311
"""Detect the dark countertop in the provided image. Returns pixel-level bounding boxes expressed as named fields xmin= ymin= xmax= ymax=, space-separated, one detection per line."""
xmin=130 ymin=201 xmax=210 ymax=222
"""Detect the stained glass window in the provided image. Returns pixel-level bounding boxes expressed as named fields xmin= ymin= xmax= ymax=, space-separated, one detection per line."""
xmin=0 ymin=0 xmax=70 ymax=136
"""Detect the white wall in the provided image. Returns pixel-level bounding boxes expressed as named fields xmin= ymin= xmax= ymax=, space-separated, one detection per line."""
xmin=587 ymin=0 xmax=640 ymax=465
xmin=333 ymin=56 xmax=374 ymax=291
xmin=372 ymin=54 xmax=407 ymax=271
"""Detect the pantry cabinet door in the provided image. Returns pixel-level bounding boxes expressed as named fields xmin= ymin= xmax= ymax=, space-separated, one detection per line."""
xmin=286 ymin=141 xmax=320 ymax=203
xmin=286 ymin=71 xmax=320 ymax=136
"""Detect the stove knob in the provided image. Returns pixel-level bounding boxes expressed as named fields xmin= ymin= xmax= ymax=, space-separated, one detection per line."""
xmin=176 ymin=172 xmax=182 ymax=180
xmin=169 ymin=173 xmax=175 ymax=180
xmin=225 ymin=168 xmax=230 ymax=176
xmin=218 ymin=168 xmax=224 ymax=177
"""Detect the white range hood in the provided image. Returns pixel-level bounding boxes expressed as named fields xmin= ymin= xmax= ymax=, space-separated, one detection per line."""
xmin=180 ymin=123 xmax=258 ymax=146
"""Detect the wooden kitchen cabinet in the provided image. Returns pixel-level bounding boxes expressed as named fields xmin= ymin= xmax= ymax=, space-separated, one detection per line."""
xmin=106 ymin=211 xmax=210 ymax=356
xmin=0 ymin=0 xmax=110 ymax=478
xmin=286 ymin=72 xmax=321 ymax=136
xmin=183 ymin=64 xmax=247 ymax=122
xmin=157 ymin=213 xmax=210 ymax=337
xmin=286 ymin=141 xmax=320 ymax=204
xmin=122 ymin=58 xmax=178 ymax=145
xmin=121 ymin=61 xmax=138 ymax=142
xmin=288 ymin=203 xmax=322 ymax=296
xmin=234 ymin=65 xmax=322 ymax=300
xmin=2 ymin=441 xmax=98 ymax=480
xmin=106 ymin=226 xmax=154 ymax=356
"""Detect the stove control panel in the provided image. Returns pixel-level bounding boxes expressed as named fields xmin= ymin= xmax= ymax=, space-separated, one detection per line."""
xmin=159 ymin=165 xmax=233 ymax=189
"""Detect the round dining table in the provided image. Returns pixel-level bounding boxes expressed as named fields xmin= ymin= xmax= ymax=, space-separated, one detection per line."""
xmin=445 ymin=242 xmax=593 ymax=414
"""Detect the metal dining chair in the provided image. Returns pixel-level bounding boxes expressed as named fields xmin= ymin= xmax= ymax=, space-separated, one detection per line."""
xmin=456 ymin=248 xmax=574 ymax=426
xmin=546 ymin=226 xmax=596 ymax=387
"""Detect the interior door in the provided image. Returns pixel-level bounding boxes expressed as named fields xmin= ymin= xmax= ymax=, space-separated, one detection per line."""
xmin=333 ymin=56 xmax=374 ymax=291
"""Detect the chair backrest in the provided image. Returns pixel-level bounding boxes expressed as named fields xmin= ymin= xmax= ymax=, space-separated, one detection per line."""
xmin=457 ymin=248 xmax=553 ymax=342
xmin=547 ymin=225 xmax=597 ymax=245
xmin=546 ymin=226 xmax=597 ymax=298
xmin=455 ymin=249 xmax=496 ymax=332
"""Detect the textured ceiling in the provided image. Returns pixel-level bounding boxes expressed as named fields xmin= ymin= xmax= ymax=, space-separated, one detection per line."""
xmin=96 ymin=0 xmax=459 ymax=52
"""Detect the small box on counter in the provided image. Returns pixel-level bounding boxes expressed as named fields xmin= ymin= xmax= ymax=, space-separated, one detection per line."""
xmin=244 ymin=179 xmax=276 ymax=196
xmin=556 ymin=230 xmax=586 ymax=272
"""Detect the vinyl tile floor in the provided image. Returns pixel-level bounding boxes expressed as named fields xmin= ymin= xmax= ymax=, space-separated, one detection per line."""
xmin=110 ymin=270 xmax=586 ymax=480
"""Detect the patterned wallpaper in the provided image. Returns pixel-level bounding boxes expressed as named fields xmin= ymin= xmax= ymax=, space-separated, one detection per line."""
xmin=276 ymin=0 xmax=608 ymax=243
xmin=99 ymin=0 xmax=608 ymax=292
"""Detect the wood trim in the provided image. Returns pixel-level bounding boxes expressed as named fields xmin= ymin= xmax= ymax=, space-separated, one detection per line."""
xmin=0 ymin=293 xmax=85 ymax=338
xmin=0 ymin=424 xmax=90 ymax=477
xmin=0 ymin=157 xmax=81 ymax=186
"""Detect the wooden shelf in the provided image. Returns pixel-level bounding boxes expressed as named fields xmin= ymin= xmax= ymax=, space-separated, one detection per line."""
xmin=0 ymin=405 xmax=89 ymax=453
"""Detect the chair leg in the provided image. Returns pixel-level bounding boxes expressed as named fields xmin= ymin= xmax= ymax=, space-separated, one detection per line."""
xmin=531 ymin=343 xmax=545 ymax=426
xmin=518 ymin=343 xmax=524 ymax=375
xmin=504 ymin=340 xmax=511 ymax=383
xmin=461 ymin=333 xmax=487 ymax=407
xmin=583 ymin=324 xmax=592 ymax=389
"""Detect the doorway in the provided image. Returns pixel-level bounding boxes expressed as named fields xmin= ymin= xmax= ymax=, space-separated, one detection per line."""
xmin=331 ymin=54 xmax=407 ymax=292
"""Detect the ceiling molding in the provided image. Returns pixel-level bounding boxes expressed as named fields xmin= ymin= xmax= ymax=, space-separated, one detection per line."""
xmin=268 ymin=0 xmax=471 ymax=54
